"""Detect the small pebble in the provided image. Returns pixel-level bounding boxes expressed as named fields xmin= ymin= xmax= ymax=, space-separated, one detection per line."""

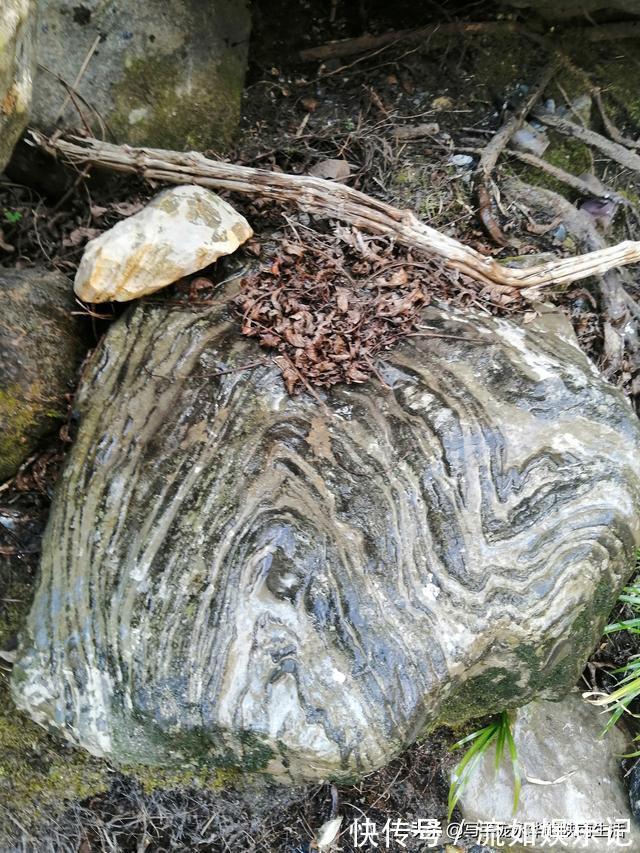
xmin=448 ymin=154 xmax=474 ymax=168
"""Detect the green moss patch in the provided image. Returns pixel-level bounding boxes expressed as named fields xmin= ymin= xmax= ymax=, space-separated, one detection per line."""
xmin=111 ymin=54 xmax=244 ymax=150
xmin=432 ymin=571 xmax=629 ymax=731
xmin=0 ymin=382 xmax=67 ymax=483
xmin=0 ymin=576 xmax=109 ymax=838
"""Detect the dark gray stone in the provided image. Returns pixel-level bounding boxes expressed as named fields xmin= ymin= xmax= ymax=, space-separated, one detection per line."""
xmin=628 ymin=757 xmax=640 ymax=821
xmin=0 ymin=267 xmax=84 ymax=482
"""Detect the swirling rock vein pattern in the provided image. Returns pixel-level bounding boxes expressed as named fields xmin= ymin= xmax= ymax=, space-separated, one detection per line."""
xmin=11 ymin=287 xmax=640 ymax=781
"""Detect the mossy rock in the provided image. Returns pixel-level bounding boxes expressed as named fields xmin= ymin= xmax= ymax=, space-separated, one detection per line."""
xmin=0 ymin=268 xmax=86 ymax=483
xmin=31 ymin=0 xmax=251 ymax=150
xmin=0 ymin=550 xmax=268 ymax=843
xmin=0 ymin=0 xmax=35 ymax=172
xmin=433 ymin=575 xmax=621 ymax=727
xmin=0 ymin=571 xmax=266 ymax=845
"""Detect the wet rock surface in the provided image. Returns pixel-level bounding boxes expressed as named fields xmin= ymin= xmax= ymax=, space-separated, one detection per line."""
xmin=74 ymin=186 xmax=253 ymax=303
xmin=0 ymin=0 xmax=35 ymax=172
xmin=628 ymin=757 xmax=640 ymax=822
xmin=0 ymin=267 xmax=84 ymax=482
xmin=11 ymin=285 xmax=640 ymax=780
xmin=32 ymin=0 xmax=250 ymax=149
xmin=459 ymin=694 xmax=638 ymax=852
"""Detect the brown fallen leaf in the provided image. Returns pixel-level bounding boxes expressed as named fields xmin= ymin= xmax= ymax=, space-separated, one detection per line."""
xmin=336 ymin=288 xmax=350 ymax=312
xmin=63 ymin=226 xmax=102 ymax=247
xmin=235 ymin=226 xmax=487 ymax=394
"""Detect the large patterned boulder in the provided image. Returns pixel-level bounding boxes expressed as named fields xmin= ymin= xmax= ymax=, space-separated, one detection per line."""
xmin=11 ymin=283 xmax=640 ymax=781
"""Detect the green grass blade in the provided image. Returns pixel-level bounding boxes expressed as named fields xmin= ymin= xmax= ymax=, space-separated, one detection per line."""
xmin=448 ymin=724 xmax=498 ymax=820
xmin=495 ymin=719 xmax=506 ymax=771
xmin=504 ymin=714 xmax=521 ymax=815
xmin=605 ymin=618 xmax=640 ymax=634
xmin=447 ymin=713 xmax=519 ymax=821
xmin=600 ymin=563 xmax=640 ymax=733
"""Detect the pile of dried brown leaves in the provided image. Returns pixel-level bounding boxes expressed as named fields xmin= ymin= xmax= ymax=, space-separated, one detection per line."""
xmin=236 ymin=227 xmax=475 ymax=394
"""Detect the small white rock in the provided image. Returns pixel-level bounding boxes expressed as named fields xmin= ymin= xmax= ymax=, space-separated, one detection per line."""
xmin=74 ymin=185 xmax=253 ymax=303
xmin=448 ymin=153 xmax=475 ymax=169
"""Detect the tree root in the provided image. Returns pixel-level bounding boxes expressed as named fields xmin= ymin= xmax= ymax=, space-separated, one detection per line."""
xmin=505 ymin=150 xmax=619 ymax=201
xmin=297 ymin=19 xmax=640 ymax=64
xmin=536 ymin=112 xmax=640 ymax=174
xmin=591 ymin=88 xmax=640 ymax=151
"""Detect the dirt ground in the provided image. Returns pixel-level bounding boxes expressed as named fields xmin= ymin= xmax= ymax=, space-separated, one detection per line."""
xmin=3 ymin=0 xmax=640 ymax=850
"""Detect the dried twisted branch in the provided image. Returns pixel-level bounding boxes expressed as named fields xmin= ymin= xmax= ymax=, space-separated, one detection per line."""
xmin=298 ymin=20 xmax=640 ymax=63
xmin=30 ymin=131 xmax=640 ymax=291
xmin=298 ymin=20 xmax=534 ymax=62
